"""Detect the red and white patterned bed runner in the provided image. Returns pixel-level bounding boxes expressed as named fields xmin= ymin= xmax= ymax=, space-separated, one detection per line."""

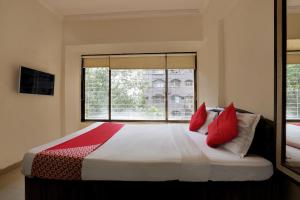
xmin=31 ymin=123 xmax=124 ymax=180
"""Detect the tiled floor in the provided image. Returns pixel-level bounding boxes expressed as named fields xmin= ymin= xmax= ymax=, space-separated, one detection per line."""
xmin=0 ymin=168 xmax=24 ymax=200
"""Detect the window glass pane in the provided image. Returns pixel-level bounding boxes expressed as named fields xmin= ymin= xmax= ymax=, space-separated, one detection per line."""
xmin=111 ymin=69 xmax=166 ymax=120
xmin=85 ymin=68 xmax=109 ymax=119
xmin=287 ymin=64 xmax=300 ymax=119
xmin=168 ymin=69 xmax=194 ymax=120
xmin=83 ymin=54 xmax=196 ymax=121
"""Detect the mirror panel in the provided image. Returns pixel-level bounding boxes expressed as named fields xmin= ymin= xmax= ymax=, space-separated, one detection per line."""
xmin=276 ymin=0 xmax=300 ymax=182
xmin=285 ymin=1 xmax=300 ymax=173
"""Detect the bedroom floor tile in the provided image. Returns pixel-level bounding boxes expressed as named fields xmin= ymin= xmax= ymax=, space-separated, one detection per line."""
xmin=0 ymin=168 xmax=24 ymax=200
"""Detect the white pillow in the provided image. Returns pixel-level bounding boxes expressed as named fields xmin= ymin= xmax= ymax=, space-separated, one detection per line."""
xmin=197 ymin=111 xmax=218 ymax=134
xmin=286 ymin=124 xmax=300 ymax=149
xmin=222 ymin=112 xmax=261 ymax=158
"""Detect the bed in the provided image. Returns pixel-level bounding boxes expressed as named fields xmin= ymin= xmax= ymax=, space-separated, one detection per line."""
xmin=286 ymin=124 xmax=300 ymax=167
xmin=22 ymin=110 xmax=281 ymax=200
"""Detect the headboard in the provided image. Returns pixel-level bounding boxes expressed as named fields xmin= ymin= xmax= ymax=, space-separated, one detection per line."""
xmin=208 ymin=108 xmax=276 ymax=165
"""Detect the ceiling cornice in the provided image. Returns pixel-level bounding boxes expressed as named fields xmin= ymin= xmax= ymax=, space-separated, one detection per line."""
xmin=64 ymin=9 xmax=202 ymax=21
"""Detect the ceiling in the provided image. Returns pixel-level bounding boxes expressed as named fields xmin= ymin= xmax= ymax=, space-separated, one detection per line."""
xmin=38 ymin=0 xmax=208 ymax=16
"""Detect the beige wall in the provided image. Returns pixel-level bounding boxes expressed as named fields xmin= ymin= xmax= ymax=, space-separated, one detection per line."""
xmin=63 ymin=14 xmax=204 ymax=133
xmin=0 ymin=0 xmax=63 ymax=169
xmin=222 ymin=0 xmax=274 ymax=118
xmin=63 ymin=0 xmax=275 ymax=134
xmin=64 ymin=41 xmax=203 ymax=134
xmin=64 ymin=15 xmax=203 ymax=45
xmin=197 ymin=0 xmax=238 ymax=107
xmin=199 ymin=0 xmax=274 ymax=119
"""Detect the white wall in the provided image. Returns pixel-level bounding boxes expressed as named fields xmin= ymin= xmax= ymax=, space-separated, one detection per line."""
xmin=223 ymin=0 xmax=274 ymax=118
xmin=63 ymin=15 xmax=203 ymax=45
xmin=0 ymin=0 xmax=63 ymax=169
xmin=63 ymin=15 xmax=204 ymax=133
xmin=64 ymin=41 xmax=203 ymax=133
xmin=199 ymin=0 xmax=274 ymax=119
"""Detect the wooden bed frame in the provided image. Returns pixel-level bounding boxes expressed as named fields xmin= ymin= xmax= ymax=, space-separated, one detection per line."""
xmin=25 ymin=175 xmax=283 ymax=200
xmin=25 ymin=110 xmax=281 ymax=200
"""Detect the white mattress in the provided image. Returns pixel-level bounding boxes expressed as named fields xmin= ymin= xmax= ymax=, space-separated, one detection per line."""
xmin=286 ymin=124 xmax=300 ymax=149
xmin=22 ymin=123 xmax=273 ymax=182
xmin=187 ymin=132 xmax=273 ymax=181
xmin=22 ymin=123 xmax=210 ymax=181
xmin=286 ymin=145 xmax=300 ymax=167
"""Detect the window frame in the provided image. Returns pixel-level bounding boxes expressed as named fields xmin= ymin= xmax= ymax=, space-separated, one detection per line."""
xmin=81 ymin=52 xmax=197 ymax=123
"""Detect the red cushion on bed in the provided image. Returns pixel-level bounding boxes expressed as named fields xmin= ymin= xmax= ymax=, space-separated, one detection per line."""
xmin=189 ymin=103 xmax=207 ymax=131
xmin=206 ymin=103 xmax=238 ymax=147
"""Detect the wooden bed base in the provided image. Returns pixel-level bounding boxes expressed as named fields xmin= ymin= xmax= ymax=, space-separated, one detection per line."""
xmin=25 ymin=110 xmax=279 ymax=200
xmin=25 ymin=174 xmax=283 ymax=200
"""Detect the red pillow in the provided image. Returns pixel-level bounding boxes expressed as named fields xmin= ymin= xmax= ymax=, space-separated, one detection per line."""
xmin=206 ymin=103 xmax=238 ymax=147
xmin=189 ymin=103 xmax=207 ymax=131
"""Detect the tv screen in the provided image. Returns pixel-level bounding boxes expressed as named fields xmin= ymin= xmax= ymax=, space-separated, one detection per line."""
xmin=19 ymin=66 xmax=55 ymax=95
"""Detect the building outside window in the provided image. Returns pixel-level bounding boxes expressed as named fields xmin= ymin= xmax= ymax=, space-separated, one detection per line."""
xmin=152 ymin=79 xmax=165 ymax=88
xmin=171 ymin=95 xmax=182 ymax=104
xmin=170 ymin=79 xmax=181 ymax=87
xmin=185 ymin=80 xmax=193 ymax=86
xmin=152 ymin=94 xmax=165 ymax=104
xmin=171 ymin=110 xmax=181 ymax=117
xmin=185 ymin=96 xmax=193 ymax=104
xmin=185 ymin=109 xmax=193 ymax=116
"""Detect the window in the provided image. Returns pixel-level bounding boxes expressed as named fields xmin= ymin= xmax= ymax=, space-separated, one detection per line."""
xmin=185 ymin=109 xmax=193 ymax=116
xmin=185 ymin=80 xmax=193 ymax=86
xmin=170 ymin=79 xmax=181 ymax=87
xmin=185 ymin=95 xmax=193 ymax=104
xmin=287 ymin=63 xmax=300 ymax=119
xmin=84 ymin=68 xmax=109 ymax=120
xmin=168 ymin=69 xmax=195 ymax=120
xmin=152 ymin=70 xmax=165 ymax=75
xmin=152 ymin=79 xmax=165 ymax=88
xmin=171 ymin=95 xmax=182 ymax=104
xmin=184 ymin=96 xmax=194 ymax=110
xmin=152 ymin=94 xmax=165 ymax=104
xmin=172 ymin=110 xmax=181 ymax=116
xmin=82 ymin=53 xmax=196 ymax=121
xmin=111 ymin=70 xmax=165 ymax=120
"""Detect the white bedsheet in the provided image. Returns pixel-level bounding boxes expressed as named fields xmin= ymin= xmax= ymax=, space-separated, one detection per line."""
xmin=286 ymin=124 xmax=300 ymax=149
xmin=187 ymin=133 xmax=273 ymax=181
xmin=22 ymin=123 xmax=273 ymax=181
xmin=22 ymin=123 xmax=210 ymax=181
xmin=286 ymin=145 xmax=300 ymax=167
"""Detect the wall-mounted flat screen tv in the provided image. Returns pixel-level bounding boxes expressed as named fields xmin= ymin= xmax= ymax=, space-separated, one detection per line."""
xmin=19 ymin=66 xmax=55 ymax=95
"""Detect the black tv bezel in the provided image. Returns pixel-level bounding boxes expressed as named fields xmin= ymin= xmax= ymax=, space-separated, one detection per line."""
xmin=18 ymin=66 xmax=55 ymax=96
